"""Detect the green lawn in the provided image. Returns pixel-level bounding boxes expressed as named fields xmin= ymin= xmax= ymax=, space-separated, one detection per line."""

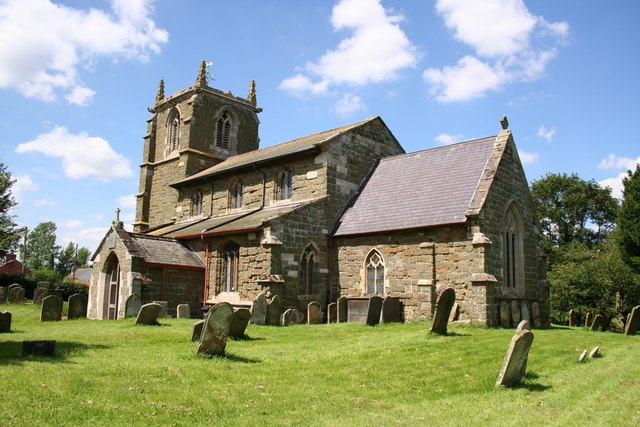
xmin=1 ymin=303 xmax=638 ymax=426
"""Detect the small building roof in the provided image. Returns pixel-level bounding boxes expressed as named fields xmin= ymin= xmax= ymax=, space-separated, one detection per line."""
xmin=332 ymin=136 xmax=497 ymax=237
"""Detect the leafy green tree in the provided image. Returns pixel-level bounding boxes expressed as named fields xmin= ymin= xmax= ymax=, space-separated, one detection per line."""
xmin=0 ymin=161 xmax=20 ymax=257
xmin=76 ymin=246 xmax=91 ymax=267
xmin=24 ymin=221 xmax=59 ymax=270
xmin=31 ymin=268 xmax=62 ymax=285
xmin=618 ymin=164 xmax=640 ymax=272
xmin=56 ymin=242 xmax=76 ymax=277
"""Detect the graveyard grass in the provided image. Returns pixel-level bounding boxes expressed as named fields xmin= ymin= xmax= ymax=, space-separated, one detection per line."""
xmin=1 ymin=304 xmax=639 ymax=426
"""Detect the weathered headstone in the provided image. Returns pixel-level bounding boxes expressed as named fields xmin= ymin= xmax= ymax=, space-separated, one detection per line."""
xmin=8 ymin=286 xmax=25 ymax=304
xmin=510 ymin=300 xmax=521 ymax=325
xmin=516 ymin=319 xmax=531 ymax=333
xmin=23 ymin=340 xmax=56 ymax=357
xmin=37 ymin=281 xmax=50 ymax=290
xmin=366 ymin=295 xmax=384 ymax=326
xmin=531 ymin=302 xmax=541 ymax=328
xmin=125 ymin=294 xmax=142 ymax=318
xmin=0 ymin=311 xmax=11 ymax=333
xmin=307 ymin=301 xmax=323 ymax=325
xmin=584 ymin=312 xmax=592 ymax=328
xmin=7 ymin=283 xmax=21 ymax=294
xmin=191 ymin=320 xmax=205 ymax=341
xmin=568 ymin=309 xmax=577 ymax=327
xmin=590 ymin=314 xmax=603 ymax=331
xmin=430 ymin=288 xmax=455 ymax=334
xmin=495 ymin=330 xmax=534 ymax=387
xmin=624 ymin=305 xmax=639 ymax=336
xmin=589 ymin=346 xmax=601 ymax=358
xmin=499 ymin=301 xmax=511 ymax=328
xmin=266 ymin=295 xmax=282 ymax=326
xmin=327 ymin=302 xmax=337 ymax=323
xmin=41 ymin=295 xmax=63 ymax=321
xmin=448 ymin=302 xmax=459 ymax=323
xmin=230 ymin=308 xmax=251 ymax=337
xmin=337 ymin=296 xmax=348 ymax=323
xmin=520 ymin=301 xmax=531 ymax=322
xmin=196 ymin=302 xmax=234 ymax=356
xmin=250 ymin=293 xmax=267 ymax=325
xmin=282 ymin=308 xmax=299 ymax=326
xmin=176 ymin=304 xmax=190 ymax=319
xmin=382 ymin=296 xmax=401 ymax=323
xmin=67 ymin=293 xmax=88 ymax=319
xmin=578 ymin=349 xmax=587 ymax=362
xmin=152 ymin=301 xmax=169 ymax=318
xmin=33 ymin=287 xmax=47 ymax=305
xmin=135 ymin=303 xmax=162 ymax=325
xmin=0 ymin=286 xmax=7 ymax=304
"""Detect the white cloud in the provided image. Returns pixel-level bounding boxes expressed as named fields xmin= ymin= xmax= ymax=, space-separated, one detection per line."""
xmin=117 ymin=194 xmax=137 ymax=209
xmin=537 ymin=125 xmax=556 ymax=142
xmin=0 ymin=0 xmax=168 ymax=104
xmin=600 ymin=174 xmax=626 ymax=200
xmin=33 ymin=198 xmax=56 ymax=208
xmin=15 ymin=126 xmax=133 ymax=181
xmin=334 ymin=93 xmax=366 ymax=116
xmin=598 ymin=154 xmax=640 ymax=170
xmin=434 ymin=133 xmax=464 ymax=145
xmin=426 ymin=0 xmax=569 ymax=102
xmin=60 ymin=226 xmax=109 ymax=249
xmin=12 ymin=174 xmax=38 ymax=204
xmin=518 ymin=150 xmax=539 ymax=164
xmin=280 ymin=0 xmax=416 ymax=98
xmin=63 ymin=220 xmax=83 ymax=229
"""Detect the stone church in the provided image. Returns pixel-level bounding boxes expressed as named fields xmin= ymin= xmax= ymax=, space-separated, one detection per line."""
xmin=88 ymin=62 xmax=549 ymax=327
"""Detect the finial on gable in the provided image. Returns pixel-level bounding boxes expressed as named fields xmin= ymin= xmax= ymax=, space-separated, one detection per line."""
xmin=195 ymin=60 xmax=207 ymax=88
xmin=500 ymin=115 xmax=509 ymax=130
xmin=247 ymin=80 xmax=257 ymax=106
xmin=155 ymin=79 xmax=165 ymax=106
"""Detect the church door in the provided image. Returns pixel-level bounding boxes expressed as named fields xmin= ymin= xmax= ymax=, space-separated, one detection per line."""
xmin=107 ymin=261 xmax=120 ymax=319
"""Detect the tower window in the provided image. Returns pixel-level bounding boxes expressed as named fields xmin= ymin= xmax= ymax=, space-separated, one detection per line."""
xmin=166 ymin=109 xmax=180 ymax=157
xmin=216 ymin=112 xmax=232 ymax=150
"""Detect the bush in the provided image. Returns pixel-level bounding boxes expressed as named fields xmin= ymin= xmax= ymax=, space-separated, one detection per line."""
xmin=0 ymin=273 xmax=37 ymax=299
xmin=52 ymin=281 xmax=88 ymax=300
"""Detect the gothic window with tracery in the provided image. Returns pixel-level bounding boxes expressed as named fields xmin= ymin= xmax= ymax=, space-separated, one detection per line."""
xmin=503 ymin=203 xmax=524 ymax=289
xmin=216 ymin=111 xmax=232 ymax=150
xmin=221 ymin=242 xmax=239 ymax=293
xmin=299 ymin=245 xmax=317 ymax=295
xmin=365 ymin=250 xmax=385 ymax=295
xmin=276 ymin=169 xmax=293 ymax=200
xmin=166 ymin=110 xmax=180 ymax=156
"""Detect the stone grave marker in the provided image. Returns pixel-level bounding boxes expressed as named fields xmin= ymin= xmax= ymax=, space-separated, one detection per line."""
xmin=495 ymin=329 xmax=534 ymax=387
xmin=282 ymin=308 xmax=299 ymax=326
xmin=0 ymin=286 xmax=7 ymax=304
xmin=41 ymin=295 xmax=63 ymax=322
xmin=176 ymin=304 xmax=190 ymax=319
xmin=8 ymin=286 xmax=25 ymax=304
xmin=327 ymin=302 xmax=337 ymax=323
xmin=499 ymin=301 xmax=511 ymax=328
xmin=516 ymin=319 xmax=531 ymax=333
xmin=33 ymin=287 xmax=47 ymax=305
xmin=307 ymin=301 xmax=323 ymax=325
xmin=590 ymin=314 xmax=603 ymax=331
xmin=589 ymin=347 xmax=601 ymax=358
xmin=125 ymin=294 xmax=142 ymax=318
xmin=266 ymin=295 xmax=282 ymax=326
xmin=520 ymin=301 xmax=531 ymax=322
xmin=135 ymin=303 xmax=162 ymax=325
xmin=531 ymin=302 xmax=541 ymax=328
xmin=366 ymin=295 xmax=384 ymax=326
xmin=250 ymin=293 xmax=267 ymax=325
xmin=430 ymin=288 xmax=456 ymax=334
xmin=37 ymin=281 xmax=50 ymax=290
xmin=230 ymin=308 xmax=252 ymax=338
xmin=584 ymin=312 xmax=592 ymax=328
xmin=0 ymin=311 xmax=11 ymax=333
xmin=196 ymin=302 xmax=234 ymax=356
xmin=510 ymin=300 xmax=521 ymax=325
xmin=448 ymin=302 xmax=459 ymax=323
xmin=23 ymin=340 xmax=56 ymax=357
xmin=7 ymin=283 xmax=21 ymax=294
xmin=191 ymin=320 xmax=205 ymax=341
xmin=337 ymin=296 xmax=348 ymax=323
xmin=67 ymin=293 xmax=88 ymax=319
xmin=382 ymin=296 xmax=401 ymax=323
xmin=568 ymin=309 xmax=577 ymax=327
xmin=153 ymin=301 xmax=169 ymax=318
xmin=624 ymin=305 xmax=639 ymax=336
xmin=578 ymin=349 xmax=587 ymax=362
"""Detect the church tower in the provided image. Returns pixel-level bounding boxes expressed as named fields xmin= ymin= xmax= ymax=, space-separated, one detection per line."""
xmin=133 ymin=62 xmax=261 ymax=232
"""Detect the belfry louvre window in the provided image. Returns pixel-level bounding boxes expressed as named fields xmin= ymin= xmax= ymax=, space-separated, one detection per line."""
xmin=216 ymin=112 xmax=231 ymax=149
xmin=277 ymin=169 xmax=293 ymax=200
xmin=221 ymin=243 xmax=239 ymax=293
xmin=299 ymin=245 xmax=317 ymax=295
xmin=229 ymin=180 xmax=243 ymax=209
xmin=365 ymin=250 xmax=385 ymax=295
xmin=166 ymin=110 xmax=180 ymax=156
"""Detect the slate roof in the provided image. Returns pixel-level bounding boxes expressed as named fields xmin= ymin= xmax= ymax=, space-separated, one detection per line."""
xmin=114 ymin=227 xmax=204 ymax=268
xmin=173 ymin=117 xmax=383 ymax=187
xmin=332 ymin=136 xmax=497 ymax=237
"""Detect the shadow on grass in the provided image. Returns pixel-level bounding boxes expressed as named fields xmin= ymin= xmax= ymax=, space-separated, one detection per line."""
xmin=0 ymin=341 xmax=112 ymax=365
xmin=514 ymin=372 xmax=552 ymax=392
xmin=196 ymin=352 xmax=261 ymax=364
xmin=229 ymin=335 xmax=265 ymax=342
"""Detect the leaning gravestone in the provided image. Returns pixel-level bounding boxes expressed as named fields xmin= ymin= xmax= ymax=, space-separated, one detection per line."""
xmin=624 ymin=305 xmax=639 ymax=336
xmin=41 ymin=294 xmax=63 ymax=322
xmin=495 ymin=329 xmax=534 ymax=387
xmin=67 ymin=293 xmax=88 ymax=319
xmin=568 ymin=309 xmax=577 ymax=327
xmin=196 ymin=302 xmax=234 ymax=356
xmin=499 ymin=301 xmax=511 ymax=328
xmin=590 ymin=314 xmax=603 ymax=332
xmin=191 ymin=320 xmax=205 ymax=342
xmin=125 ymin=294 xmax=142 ymax=318
xmin=282 ymin=308 xmax=299 ymax=326
xmin=266 ymin=295 xmax=282 ymax=326
xmin=578 ymin=349 xmax=588 ymax=363
xmin=0 ymin=287 xmax=7 ymax=304
xmin=230 ymin=307 xmax=252 ymax=337
xmin=0 ymin=311 xmax=11 ymax=333
xmin=250 ymin=293 xmax=267 ymax=325
xmin=520 ymin=301 xmax=531 ymax=322
xmin=176 ymin=304 xmax=190 ymax=319
xmin=135 ymin=303 xmax=162 ymax=325
xmin=337 ymin=296 xmax=348 ymax=323
xmin=589 ymin=346 xmax=601 ymax=358
xmin=153 ymin=301 xmax=169 ymax=318
xmin=8 ymin=286 xmax=25 ymax=304
xmin=382 ymin=296 xmax=401 ymax=323
xmin=510 ymin=300 xmax=521 ymax=325
xmin=516 ymin=319 xmax=531 ymax=333
xmin=430 ymin=288 xmax=456 ymax=334
xmin=366 ymin=295 xmax=384 ymax=326
xmin=33 ymin=287 xmax=47 ymax=305
xmin=307 ymin=301 xmax=323 ymax=325
xmin=584 ymin=312 xmax=592 ymax=328
xmin=327 ymin=302 xmax=337 ymax=323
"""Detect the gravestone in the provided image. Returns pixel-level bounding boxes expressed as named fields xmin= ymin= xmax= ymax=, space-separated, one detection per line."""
xmin=0 ymin=311 xmax=11 ymax=333
xmin=516 ymin=319 xmax=531 ymax=333
xmin=347 ymin=298 xmax=369 ymax=323
xmin=510 ymin=300 xmax=521 ymax=325
xmin=495 ymin=330 xmax=534 ymax=387
xmin=520 ymin=301 xmax=531 ymax=322
xmin=153 ymin=301 xmax=169 ymax=318
xmin=33 ymin=287 xmax=47 ymax=305
xmin=125 ymin=294 xmax=142 ymax=318
xmin=8 ymin=286 xmax=25 ymax=304
xmin=382 ymin=296 xmax=401 ymax=323
xmin=430 ymin=288 xmax=455 ymax=334
xmin=67 ymin=293 xmax=88 ymax=319
xmin=41 ymin=295 xmax=63 ymax=321
xmin=135 ymin=303 xmax=162 ymax=325
xmin=584 ymin=312 xmax=592 ymax=328
xmin=327 ymin=302 xmax=337 ymax=323
xmin=0 ymin=286 xmax=7 ymax=304
xmin=624 ymin=305 xmax=639 ymax=336
xmin=266 ymin=295 xmax=282 ymax=326
xmin=578 ymin=349 xmax=588 ymax=362
xmin=37 ymin=281 xmax=50 ymax=290
xmin=337 ymin=296 xmax=348 ymax=323
xmin=23 ymin=340 xmax=56 ymax=357
xmin=499 ymin=301 xmax=511 ymax=328
xmin=307 ymin=301 xmax=323 ymax=325
xmin=282 ymin=308 xmax=299 ymax=326
xmin=230 ymin=308 xmax=252 ymax=338
xmin=589 ymin=346 xmax=601 ymax=358
xmin=7 ymin=283 xmax=20 ymax=294
xmin=590 ymin=314 xmax=603 ymax=331
xmin=191 ymin=320 xmax=205 ymax=341
xmin=250 ymin=293 xmax=267 ymax=325
xmin=448 ymin=302 xmax=459 ymax=323
xmin=531 ymin=302 xmax=541 ymax=328
xmin=366 ymin=295 xmax=384 ymax=326
xmin=568 ymin=309 xmax=577 ymax=327
xmin=196 ymin=302 xmax=234 ymax=356
xmin=176 ymin=304 xmax=190 ymax=319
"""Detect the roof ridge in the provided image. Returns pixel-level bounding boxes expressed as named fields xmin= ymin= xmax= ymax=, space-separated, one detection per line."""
xmin=379 ymin=135 xmax=496 ymax=163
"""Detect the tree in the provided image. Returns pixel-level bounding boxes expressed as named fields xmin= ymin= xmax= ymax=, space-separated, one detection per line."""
xmin=24 ymin=221 xmax=59 ymax=270
xmin=0 ymin=161 xmax=20 ymax=257
xmin=56 ymin=242 xmax=76 ymax=277
xmin=618 ymin=164 xmax=640 ymax=272
xmin=76 ymin=246 xmax=91 ymax=267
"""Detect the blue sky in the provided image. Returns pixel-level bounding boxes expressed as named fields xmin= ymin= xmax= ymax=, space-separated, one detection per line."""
xmin=1 ymin=0 xmax=639 ymax=252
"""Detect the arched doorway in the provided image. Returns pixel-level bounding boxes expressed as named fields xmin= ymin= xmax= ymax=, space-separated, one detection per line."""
xmin=105 ymin=259 xmax=120 ymax=319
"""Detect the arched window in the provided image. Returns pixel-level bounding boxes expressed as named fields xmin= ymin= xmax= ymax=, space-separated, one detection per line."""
xmin=166 ymin=109 xmax=180 ymax=156
xmin=276 ymin=169 xmax=293 ymax=200
xmin=104 ymin=256 xmax=120 ymax=320
xmin=221 ymin=242 xmax=239 ymax=293
xmin=229 ymin=180 xmax=243 ymax=209
xmin=299 ymin=245 xmax=317 ymax=295
xmin=365 ymin=250 xmax=385 ymax=295
xmin=192 ymin=190 xmax=203 ymax=217
xmin=215 ymin=111 xmax=232 ymax=150
xmin=503 ymin=203 xmax=524 ymax=289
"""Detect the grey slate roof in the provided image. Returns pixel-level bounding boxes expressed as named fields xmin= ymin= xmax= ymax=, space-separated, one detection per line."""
xmin=333 ymin=136 xmax=497 ymax=237
xmin=114 ymin=227 xmax=204 ymax=268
